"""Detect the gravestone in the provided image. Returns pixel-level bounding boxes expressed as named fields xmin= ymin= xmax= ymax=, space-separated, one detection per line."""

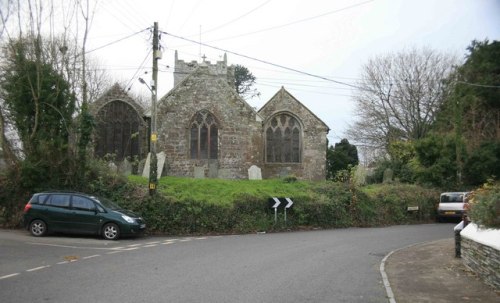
xmin=108 ymin=162 xmax=118 ymax=173
xmin=194 ymin=166 xmax=205 ymax=179
xmin=248 ymin=165 xmax=262 ymax=180
xmin=157 ymin=151 xmax=166 ymax=177
xmin=118 ymin=159 xmax=132 ymax=175
xmin=383 ymin=168 xmax=394 ymax=183
xmin=142 ymin=153 xmax=151 ymax=178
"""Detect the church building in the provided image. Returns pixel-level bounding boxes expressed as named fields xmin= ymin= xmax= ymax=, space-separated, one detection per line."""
xmin=92 ymin=53 xmax=329 ymax=180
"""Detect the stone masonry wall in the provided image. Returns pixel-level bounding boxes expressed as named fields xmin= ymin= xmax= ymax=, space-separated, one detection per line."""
xmin=462 ymin=237 xmax=500 ymax=291
xmin=157 ymin=65 xmax=262 ymax=179
xmin=258 ymin=88 xmax=328 ymax=181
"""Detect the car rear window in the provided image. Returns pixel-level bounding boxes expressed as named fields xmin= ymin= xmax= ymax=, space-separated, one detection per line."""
xmin=45 ymin=194 xmax=71 ymax=208
xmin=29 ymin=194 xmax=48 ymax=204
xmin=440 ymin=193 xmax=465 ymax=203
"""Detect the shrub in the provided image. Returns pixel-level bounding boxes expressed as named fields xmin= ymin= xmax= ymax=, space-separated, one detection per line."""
xmin=469 ymin=181 xmax=500 ymax=229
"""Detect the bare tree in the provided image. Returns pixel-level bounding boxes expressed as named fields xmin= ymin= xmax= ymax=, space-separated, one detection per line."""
xmin=347 ymin=47 xmax=458 ymax=152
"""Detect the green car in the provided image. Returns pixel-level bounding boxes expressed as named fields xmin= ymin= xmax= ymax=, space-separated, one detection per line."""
xmin=23 ymin=191 xmax=146 ymax=240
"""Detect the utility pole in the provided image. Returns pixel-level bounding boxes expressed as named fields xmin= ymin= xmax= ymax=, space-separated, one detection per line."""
xmin=149 ymin=22 xmax=160 ymax=195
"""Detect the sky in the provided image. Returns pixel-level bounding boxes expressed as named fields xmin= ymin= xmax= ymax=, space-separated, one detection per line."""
xmin=10 ymin=0 xmax=500 ymax=144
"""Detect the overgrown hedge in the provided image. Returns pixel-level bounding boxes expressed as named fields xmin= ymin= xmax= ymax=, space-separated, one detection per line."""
xmin=0 ymin=168 xmax=440 ymax=234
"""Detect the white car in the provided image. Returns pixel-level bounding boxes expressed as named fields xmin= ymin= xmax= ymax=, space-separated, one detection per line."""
xmin=437 ymin=192 xmax=469 ymax=222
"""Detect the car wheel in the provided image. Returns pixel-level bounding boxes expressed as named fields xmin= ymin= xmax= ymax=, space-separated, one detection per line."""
xmin=30 ymin=219 xmax=47 ymax=237
xmin=103 ymin=223 xmax=120 ymax=240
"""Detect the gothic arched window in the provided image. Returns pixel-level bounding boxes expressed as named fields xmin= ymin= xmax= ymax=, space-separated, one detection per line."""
xmin=265 ymin=113 xmax=301 ymax=163
xmin=190 ymin=110 xmax=218 ymax=160
xmin=94 ymin=101 xmax=142 ymax=160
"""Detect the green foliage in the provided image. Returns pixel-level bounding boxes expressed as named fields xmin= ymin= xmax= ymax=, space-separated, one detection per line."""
xmin=469 ymin=181 xmax=500 ymax=229
xmin=1 ymin=38 xmax=78 ymax=188
xmin=233 ymin=64 xmax=260 ymax=99
xmin=464 ymin=142 xmax=500 ymax=186
xmin=413 ymin=134 xmax=463 ymax=188
xmin=326 ymin=139 xmax=359 ymax=180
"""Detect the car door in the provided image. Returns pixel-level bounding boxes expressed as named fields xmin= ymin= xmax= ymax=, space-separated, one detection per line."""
xmin=69 ymin=195 xmax=102 ymax=234
xmin=44 ymin=194 xmax=72 ymax=232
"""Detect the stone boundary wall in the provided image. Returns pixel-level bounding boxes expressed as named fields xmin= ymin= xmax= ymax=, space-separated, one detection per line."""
xmin=461 ymin=223 xmax=500 ymax=291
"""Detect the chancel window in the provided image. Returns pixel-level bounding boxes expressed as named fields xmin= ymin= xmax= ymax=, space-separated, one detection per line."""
xmin=265 ymin=113 xmax=301 ymax=163
xmin=190 ymin=110 xmax=218 ymax=159
xmin=95 ymin=101 xmax=141 ymax=160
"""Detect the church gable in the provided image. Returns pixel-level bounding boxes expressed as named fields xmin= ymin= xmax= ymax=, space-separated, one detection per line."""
xmin=91 ymin=83 xmax=148 ymax=162
xmin=258 ymin=87 xmax=329 ymax=180
xmin=156 ymin=57 xmax=263 ymax=179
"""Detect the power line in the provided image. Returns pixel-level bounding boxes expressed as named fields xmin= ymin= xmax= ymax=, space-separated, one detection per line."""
xmin=456 ymin=80 xmax=500 ymax=88
xmin=161 ymin=30 xmax=364 ymax=91
xmin=86 ymin=28 xmax=151 ymax=54
xmin=203 ymin=0 xmax=374 ymax=43
xmin=189 ymin=0 xmax=272 ymax=37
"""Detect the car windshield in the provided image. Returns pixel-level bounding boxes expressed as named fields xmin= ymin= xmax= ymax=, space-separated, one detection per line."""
xmin=94 ymin=196 xmax=121 ymax=210
xmin=440 ymin=193 xmax=464 ymax=203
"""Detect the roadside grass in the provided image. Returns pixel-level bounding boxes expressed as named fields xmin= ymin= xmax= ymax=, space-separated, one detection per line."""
xmin=128 ymin=175 xmax=315 ymax=205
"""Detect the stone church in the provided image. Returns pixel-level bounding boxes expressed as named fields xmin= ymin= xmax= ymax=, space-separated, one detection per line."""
xmin=92 ymin=52 xmax=329 ymax=180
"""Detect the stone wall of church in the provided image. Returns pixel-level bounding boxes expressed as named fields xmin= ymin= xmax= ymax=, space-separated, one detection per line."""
xmin=258 ymin=89 xmax=328 ymax=181
xmin=157 ymin=65 xmax=263 ymax=179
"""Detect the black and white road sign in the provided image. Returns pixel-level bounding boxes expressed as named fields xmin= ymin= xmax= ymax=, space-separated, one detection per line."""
xmin=272 ymin=197 xmax=281 ymax=208
xmin=285 ymin=198 xmax=294 ymax=208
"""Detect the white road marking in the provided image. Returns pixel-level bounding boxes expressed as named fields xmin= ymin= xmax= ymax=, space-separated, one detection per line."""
xmin=83 ymin=254 xmax=100 ymax=259
xmin=195 ymin=237 xmax=207 ymax=240
xmin=0 ymin=273 xmax=20 ymax=280
xmin=179 ymin=238 xmax=192 ymax=242
xmin=146 ymin=241 xmax=160 ymax=245
xmin=106 ymin=251 xmax=123 ymax=255
xmin=143 ymin=244 xmax=157 ymax=248
xmin=57 ymin=261 xmax=69 ymax=265
xmin=126 ymin=244 xmax=142 ymax=247
xmin=26 ymin=265 xmax=50 ymax=272
xmin=123 ymin=247 xmax=140 ymax=251
xmin=162 ymin=241 xmax=173 ymax=245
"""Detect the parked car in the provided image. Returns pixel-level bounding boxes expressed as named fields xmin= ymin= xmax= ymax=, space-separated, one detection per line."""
xmin=23 ymin=191 xmax=146 ymax=240
xmin=437 ymin=192 xmax=470 ymax=222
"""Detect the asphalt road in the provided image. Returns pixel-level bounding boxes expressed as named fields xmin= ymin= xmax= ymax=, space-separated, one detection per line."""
xmin=0 ymin=224 xmax=455 ymax=303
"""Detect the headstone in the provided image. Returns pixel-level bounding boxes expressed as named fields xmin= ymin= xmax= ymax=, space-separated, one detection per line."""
xmin=108 ymin=162 xmax=118 ymax=173
xmin=142 ymin=153 xmax=151 ymax=178
xmin=217 ymin=168 xmax=232 ymax=179
xmin=383 ymin=168 xmax=394 ymax=183
xmin=248 ymin=165 xmax=262 ymax=180
xmin=208 ymin=161 xmax=218 ymax=178
xmin=194 ymin=166 xmax=205 ymax=178
xmin=118 ymin=159 xmax=132 ymax=175
xmin=157 ymin=151 xmax=166 ymax=177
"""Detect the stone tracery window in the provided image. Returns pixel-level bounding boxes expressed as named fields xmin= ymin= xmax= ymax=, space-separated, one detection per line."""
xmin=95 ymin=101 xmax=141 ymax=160
xmin=190 ymin=110 xmax=218 ymax=160
xmin=265 ymin=113 xmax=301 ymax=163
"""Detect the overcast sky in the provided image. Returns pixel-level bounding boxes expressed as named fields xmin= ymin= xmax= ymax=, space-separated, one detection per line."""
xmin=33 ymin=0 xmax=500 ymax=143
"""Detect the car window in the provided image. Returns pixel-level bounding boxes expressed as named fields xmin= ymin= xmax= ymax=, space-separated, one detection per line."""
xmin=72 ymin=196 xmax=96 ymax=211
xmin=440 ymin=193 xmax=464 ymax=203
xmin=46 ymin=194 xmax=71 ymax=208
xmin=30 ymin=194 xmax=48 ymax=204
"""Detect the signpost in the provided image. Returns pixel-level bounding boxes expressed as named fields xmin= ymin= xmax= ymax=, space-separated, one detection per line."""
xmin=270 ymin=197 xmax=294 ymax=224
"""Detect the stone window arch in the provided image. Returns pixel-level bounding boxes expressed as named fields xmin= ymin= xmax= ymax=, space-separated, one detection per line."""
xmin=94 ymin=100 xmax=142 ymax=160
xmin=265 ymin=113 xmax=301 ymax=163
xmin=190 ymin=110 xmax=218 ymax=159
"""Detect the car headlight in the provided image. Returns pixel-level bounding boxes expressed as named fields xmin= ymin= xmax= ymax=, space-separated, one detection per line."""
xmin=121 ymin=215 xmax=135 ymax=223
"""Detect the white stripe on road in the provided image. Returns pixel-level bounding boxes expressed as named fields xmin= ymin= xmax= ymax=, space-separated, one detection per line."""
xmin=0 ymin=273 xmax=20 ymax=280
xmin=106 ymin=250 xmax=123 ymax=255
xmin=57 ymin=261 xmax=69 ymax=265
xmin=146 ymin=241 xmax=160 ymax=245
xmin=83 ymin=254 xmax=101 ymax=259
xmin=143 ymin=244 xmax=157 ymax=248
xmin=26 ymin=265 xmax=50 ymax=272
